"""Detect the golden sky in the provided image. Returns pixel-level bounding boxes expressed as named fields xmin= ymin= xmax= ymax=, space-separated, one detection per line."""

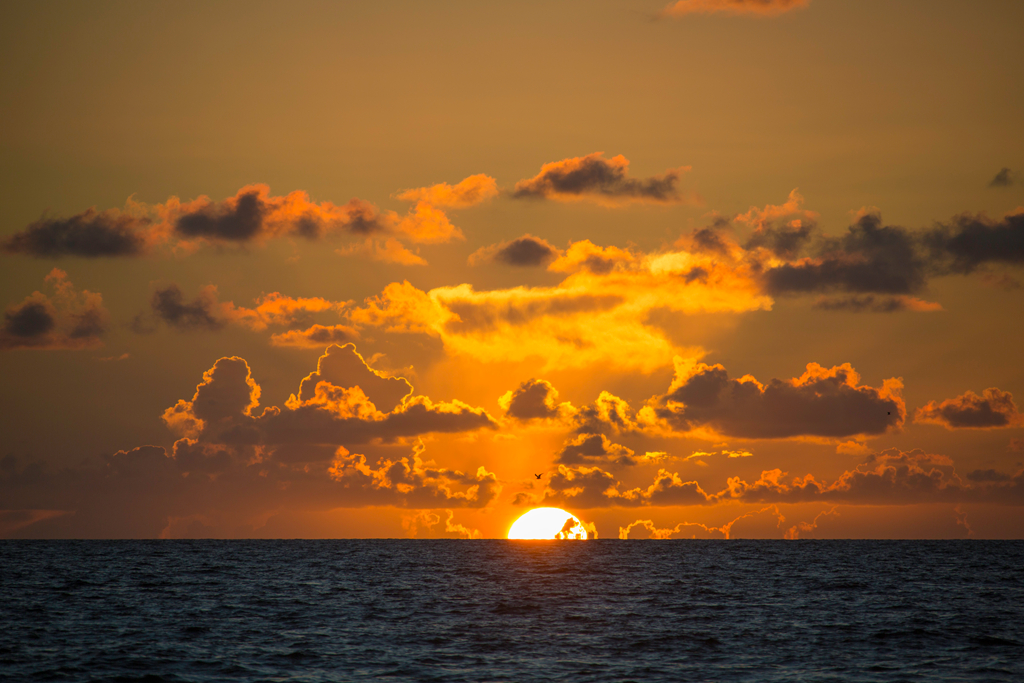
xmin=2 ymin=0 xmax=1023 ymax=539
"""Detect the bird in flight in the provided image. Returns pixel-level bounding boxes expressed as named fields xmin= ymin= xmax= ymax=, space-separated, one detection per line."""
xmin=534 ymin=473 xmax=543 ymax=480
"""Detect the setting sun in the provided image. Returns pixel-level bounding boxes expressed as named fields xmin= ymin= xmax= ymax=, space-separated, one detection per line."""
xmin=507 ymin=508 xmax=589 ymax=540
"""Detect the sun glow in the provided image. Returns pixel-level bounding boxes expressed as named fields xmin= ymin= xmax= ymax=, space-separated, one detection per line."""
xmin=507 ymin=507 xmax=589 ymax=540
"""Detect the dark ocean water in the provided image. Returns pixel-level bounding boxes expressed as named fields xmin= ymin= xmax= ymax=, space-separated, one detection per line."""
xmin=1 ymin=541 xmax=1022 ymax=682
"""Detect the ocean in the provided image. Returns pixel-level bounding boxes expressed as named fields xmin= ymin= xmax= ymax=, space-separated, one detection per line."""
xmin=1 ymin=540 xmax=1022 ymax=682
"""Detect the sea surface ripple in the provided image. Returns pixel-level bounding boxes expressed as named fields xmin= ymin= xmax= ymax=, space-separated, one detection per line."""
xmin=1 ymin=540 xmax=1022 ymax=682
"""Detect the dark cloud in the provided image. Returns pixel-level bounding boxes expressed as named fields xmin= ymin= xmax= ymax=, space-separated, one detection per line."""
xmin=0 ymin=270 xmax=109 ymax=350
xmin=148 ymin=285 xmax=226 ymax=331
xmin=812 ymin=294 xmax=940 ymax=313
xmin=744 ymin=222 xmax=815 ymax=259
xmin=469 ymin=235 xmax=559 ymax=267
xmin=915 ymin=388 xmax=1023 ymax=429
xmin=555 ymin=433 xmax=636 ymax=467
xmin=542 ymin=465 xmax=714 ymax=508
xmin=967 ymin=469 xmax=1013 ymax=483
xmin=175 ymin=189 xmax=264 ymax=241
xmin=924 ymin=211 xmax=1024 ymax=274
xmin=501 ymin=379 xmax=564 ymax=420
xmin=512 ymin=153 xmax=686 ymax=205
xmin=3 ymin=301 xmax=55 ymax=338
xmin=0 ymin=439 xmax=500 ymax=538
xmin=989 ymin=167 xmax=1014 ymax=188
xmin=655 ymin=361 xmax=904 ymax=438
xmin=1 ymin=208 xmax=149 ymax=258
xmin=764 ymin=212 xmax=928 ymax=295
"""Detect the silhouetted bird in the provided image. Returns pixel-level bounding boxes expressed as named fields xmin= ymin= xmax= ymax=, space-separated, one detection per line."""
xmin=534 ymin=473 xmax=543 ymax=479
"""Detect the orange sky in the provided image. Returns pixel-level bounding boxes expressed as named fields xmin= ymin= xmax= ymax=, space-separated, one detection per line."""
xmin=2 ymin=0 xmax=1023 ymax=539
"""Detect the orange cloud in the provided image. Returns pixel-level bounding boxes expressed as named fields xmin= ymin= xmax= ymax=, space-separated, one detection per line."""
xmin=395 ymin=174 xmax=498 ymax=208
xmin=270 ymin=324 xmax=360 ymax=349
xmin=619 ymin=506 xmax=786 ymax=539
xmin=1 ymin=269 xmax=109 ymax=350
xmin=915 ymin=388 xmax=1024 ymax=429
xmin=512 ymin=152 xmax=694 ymax=207
xmin=544 ymin=448 xmax=1024 ymax=510
xmin=136 ymin=285 xmax=346 ymax=335
xmin=4 ymin=180 xmax=478 ymax=264
xmin=349 ymin=239 xmax=771 ymax=371
xmin=661 ymin=0 xmax=810 ymax=17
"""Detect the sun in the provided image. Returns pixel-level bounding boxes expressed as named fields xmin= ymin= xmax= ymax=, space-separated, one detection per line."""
xmin=507 ymin=507 xmax=589 ymax=540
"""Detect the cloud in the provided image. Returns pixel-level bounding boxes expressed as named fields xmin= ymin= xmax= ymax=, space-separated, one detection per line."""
xmin=989 ymin=167 xmax=1014 ymax=188
xmin=290 ymin=343 xmax=412 ymax=413
xmin=1 ymin=208 xmax=150 ymax=257
xmin=738 ymin=189 xmax=819 ymax=259
xmin=137 ymin=285 xmax=344 ymax=335
xmin=395 ymin=174 xmax=498 ymax=208
xmin=7 ymin=180 xmax=478 ymax=264
xmin=915 ymin=388 xmax=1024 ymax=429
xmin=270 ymin=324 xmax=360 ymax=349
xmin=924 ymin=209 xmax=1024 ymax=274
xmin=499 ymin=378 xmax=572 ymax=420
xmin=1 ymin=269 xmax=109 ymax=350
xmin=166 ymin=185 xmax=389 ymax=244
xmin=651 ymin=359 xmax=904 ymax=439
xmin=554 ymin=433 xmax=637 ymax=467
xmin=338 ymin=238 xmax=427 ymax=265
xmin=544 ymin=464 xmax=716 ymax=508
xmin=619 ymin=506 xmax=786 ymax=540
xmin=162 ymin=356 xmax=261 ymax=439
xmin=543 ymin=448 xmax=1024 ymax=510
xmin=661 ymin=0 xmax=810 ymax=17
xmin=762 ymin=211 xmax=928 ymax=295
xmin=812 ymin=294 xmax=942 ymax=313
xmin=349 ymin=237 xmax=770 ymax=371
xmin=512 ymin=153 xmax=692 ymax=206
xmin=468 ymin=235 xmax=560 ymax=267
xmin=146 ymin=284 xmax=228 ymax=332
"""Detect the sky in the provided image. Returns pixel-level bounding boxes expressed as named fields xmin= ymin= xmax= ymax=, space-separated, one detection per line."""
xmin=1 ymin=0 xmax=1023 ymax=539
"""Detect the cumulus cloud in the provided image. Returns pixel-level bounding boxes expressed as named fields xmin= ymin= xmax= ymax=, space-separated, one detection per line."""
xmin=499 ymin=378 xmax=572 ymax=420
xmin=468 ymin=235 xmax=560 ymax=267
xmin=1 ymin=208 xmax=150 ymax=257
xmin=512 ymin=153 xmax=693 ymax=206
xmin=989 ymin=168 xmax=1014 ymax=188
xmin=555 ymin=433 xmax=637 ymax=467
xmin=651 ymin=359 xmax=904 ymax=439
xmin=661 ymin=0 xmax=810 ymax=17
xmin=290 ymin=343 xmax=412 ymax=413
xmin=1 ymin=269 xmax=109 ymax=350
xmin=915 ymin=388 xmax=1024 ymax=429
xmin=0 ymin=344 xmax=503 ymax=535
